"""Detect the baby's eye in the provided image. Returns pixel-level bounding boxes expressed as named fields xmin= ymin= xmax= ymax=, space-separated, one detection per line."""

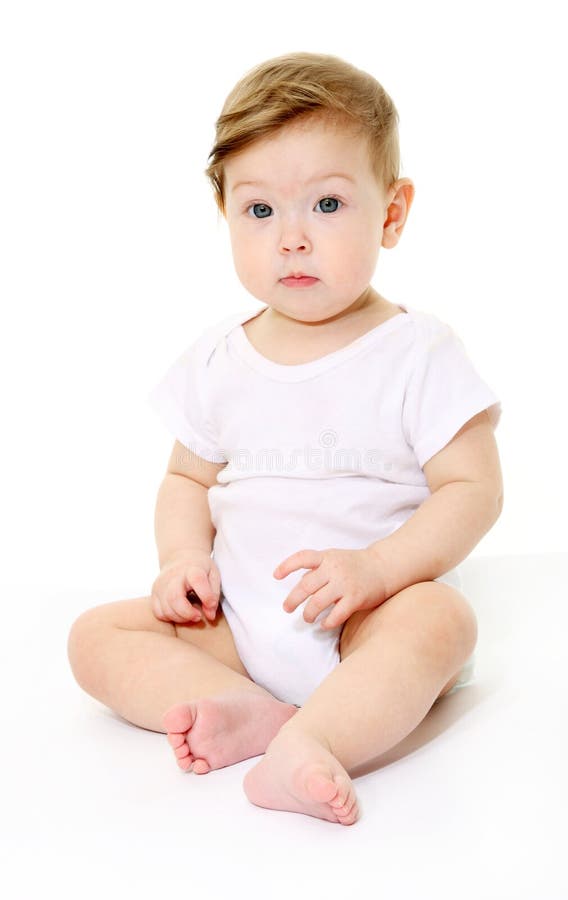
xmin=316 ymin=197 xmax=342 ymax=213
xmin=247 ymin=203 xmax=272 ymax=219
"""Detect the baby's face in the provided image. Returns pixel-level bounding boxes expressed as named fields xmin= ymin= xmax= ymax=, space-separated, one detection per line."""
xmin=223 ymin=118 xmax=394 ymax=324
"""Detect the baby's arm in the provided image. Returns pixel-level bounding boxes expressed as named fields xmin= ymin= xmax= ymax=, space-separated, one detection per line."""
xmin=152 ymin=440 xmax=226 ymax=622
xmin=154 ymin=439 xmax=223 ymax=566
xmin=367 ymin=410 xmax=503 ymax=599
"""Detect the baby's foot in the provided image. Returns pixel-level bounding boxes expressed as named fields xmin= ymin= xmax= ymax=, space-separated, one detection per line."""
xmin=163 ymin=690 xmax=298 ymax=774
xmin=242 ymin=728 xmax=360 ymax=825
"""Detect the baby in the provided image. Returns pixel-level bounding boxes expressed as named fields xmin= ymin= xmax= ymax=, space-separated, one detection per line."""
xmin=68 ymin=52 xmax=503 ymax=826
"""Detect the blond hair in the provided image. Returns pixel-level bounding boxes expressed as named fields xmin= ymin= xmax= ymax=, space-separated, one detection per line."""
xmin=205 ymin=51 xmax=401 ymax=216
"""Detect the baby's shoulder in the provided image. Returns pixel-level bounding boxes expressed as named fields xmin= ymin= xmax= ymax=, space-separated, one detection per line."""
xmin=405 ymin=306 xmax=458 ymax=350
xmin=187 ymin=307 xmax=259 ymax=363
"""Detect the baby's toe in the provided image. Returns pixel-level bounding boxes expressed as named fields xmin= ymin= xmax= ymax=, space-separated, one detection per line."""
xmin=329 ymin=775 xmax=351 ymax=809
xmin=175 ymin=743 xmax=191 ymax=760
xmin=336 ymin=804 xmax=359 ymax=824
xmin=305 ymin=768 xmax=340 ymax=804
xmin=334 ymin=790 xmax=359 ymax=823
xmin=163 ymin=702 xmax=196 ymax=734
xmin=167 ymin=732 xmax=186 ymax=749
xmin=178 ymin=755 xmax=194 ymax=772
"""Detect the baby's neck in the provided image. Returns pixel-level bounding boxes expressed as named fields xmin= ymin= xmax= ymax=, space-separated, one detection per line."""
xmin=242 ymin=290 xmax=403 ymax=367
xmin=265 ymin=287 xmax=382 ymax=335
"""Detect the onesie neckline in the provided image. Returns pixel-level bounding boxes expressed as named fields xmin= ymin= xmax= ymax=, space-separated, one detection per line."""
xmin=228 ymin=302 xmax=413 ymax=382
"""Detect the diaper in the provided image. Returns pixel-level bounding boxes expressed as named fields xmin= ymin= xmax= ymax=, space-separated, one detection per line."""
xmin=221 ymin=589 xmax=341 ymax=707
xmin=221 ymin=564 xmax=474 ymax=707
xmin=441 ymin=652 xmax=476 ymax=697
xmin=434 ymin=565 xmax=476 ymax=696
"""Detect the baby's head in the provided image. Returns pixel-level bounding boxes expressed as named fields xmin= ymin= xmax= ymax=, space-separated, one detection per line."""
xmin=206 ymin=51 xmax=401 ymax=216
xmin=205 ymin=52 xmax=414 ymax=322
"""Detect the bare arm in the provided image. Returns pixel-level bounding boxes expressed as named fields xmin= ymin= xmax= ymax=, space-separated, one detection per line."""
xmin=367 ymin=410 xmax=504 ymax=599
xmin=154 ymin=440 xmax=227 ymax=568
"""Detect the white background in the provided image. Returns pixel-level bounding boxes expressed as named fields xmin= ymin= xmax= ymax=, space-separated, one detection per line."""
xmin=2 ymin=0 xmax=566 ymax=596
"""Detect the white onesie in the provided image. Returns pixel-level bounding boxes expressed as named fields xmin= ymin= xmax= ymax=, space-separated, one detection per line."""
xmin=148 ymin=302 xmax=501 ymax=706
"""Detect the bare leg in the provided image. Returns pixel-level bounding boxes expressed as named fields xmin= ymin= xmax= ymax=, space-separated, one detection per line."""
xmin=68 ymin=597 xmax=297 ymax=771
xmin=242 ymin=582 xmax=477 ymax=824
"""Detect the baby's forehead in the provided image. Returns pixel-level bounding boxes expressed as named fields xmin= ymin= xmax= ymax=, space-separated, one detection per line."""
xmin=225 ymin=121 xmax=371 ymax=187
xmin=252 ymin=115 xmax=364 ymax=150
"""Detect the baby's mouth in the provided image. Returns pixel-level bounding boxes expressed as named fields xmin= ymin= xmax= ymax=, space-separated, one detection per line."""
xmin=280 ymin=275 xmax=319 ymax=287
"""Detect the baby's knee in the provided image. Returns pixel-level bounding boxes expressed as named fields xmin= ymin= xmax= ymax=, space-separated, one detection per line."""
xmin=67 ymin=596 xmax=169 ymax=686
xmin=425 ymin=585 xmax=478 ymax=663
xmin=394 ymin=582 xmax=478 ymax=666
xmin=67 ymin=603 xmax=111 ymax=687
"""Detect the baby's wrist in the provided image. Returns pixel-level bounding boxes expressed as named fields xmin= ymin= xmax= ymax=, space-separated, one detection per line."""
xmin=159 ymin=546 xmax=212 ymax=569
xmin=363 ymin=542 xmax=396 ymax=601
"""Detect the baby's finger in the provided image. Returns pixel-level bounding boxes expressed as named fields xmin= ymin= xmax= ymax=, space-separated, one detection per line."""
xmin=186 ymin=587 xmax=217 ymax=620
xmin=283 ymin=572 xmax=328 ymax=614
xmin=154 ymin=590 xmax=198 ymax=624
xmin=187 ymin=569 xmax=218 ymax=609
xmin=274 ymin=549 xmax=321 ymax=580
xmin=151 ymin=593 xmax=168 ymax=621
xmin=202 ymin=567 xmax=221 ymax=619
xmin=171 ymin=594 xmax=202 ymax=622
xmin=165 ymin=576 xmax=201 ymax=621
xmin=201 ymin=601 xmax=218 ymax=621
xmin=319 ymin=597 xmax=357 ymax=630
xmin=208 ymin=564 xmax=221 ymax=601
xmin=302 ymin=584 xmax=339 ymax=624
xmin=283 ymin=591 xmax=306 ymax=613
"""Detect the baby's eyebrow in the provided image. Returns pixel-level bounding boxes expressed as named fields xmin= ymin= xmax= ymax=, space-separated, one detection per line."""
xmin=230 ymin=173 xmax=355 ymax=193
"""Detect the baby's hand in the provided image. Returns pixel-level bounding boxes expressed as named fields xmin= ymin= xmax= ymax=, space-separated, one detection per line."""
xmin=151 ymin=549 xmax=221 ymax=624
xmin=274 ymin=547 xmax=388 ymax=630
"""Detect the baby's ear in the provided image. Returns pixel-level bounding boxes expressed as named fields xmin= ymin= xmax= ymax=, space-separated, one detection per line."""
xmin=382 ymin=179 xmax=414 ymax=249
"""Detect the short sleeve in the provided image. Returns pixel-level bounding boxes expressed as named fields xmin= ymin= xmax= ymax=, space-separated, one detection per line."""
xmin=146 ymin=335 xmax=227 ymax=464
xmin=402 ymin=320 xmax=502 ymax=469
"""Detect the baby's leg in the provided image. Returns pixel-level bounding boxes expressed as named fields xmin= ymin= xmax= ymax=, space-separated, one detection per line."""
xmin=67 ymin=597 xmax=297 ymax=772
xmin=243 ymin=582 xmax=477 ymax=824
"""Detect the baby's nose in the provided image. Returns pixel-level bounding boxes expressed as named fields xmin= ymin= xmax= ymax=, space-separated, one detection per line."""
xmin=279 ymin=212 xmax=312 ymax=254
xmin=282 ymin=240 xmax=309 ymax=252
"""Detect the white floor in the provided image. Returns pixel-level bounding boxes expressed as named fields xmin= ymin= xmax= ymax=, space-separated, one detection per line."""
xmin=13 ymin=553 xmax=568 ymax=898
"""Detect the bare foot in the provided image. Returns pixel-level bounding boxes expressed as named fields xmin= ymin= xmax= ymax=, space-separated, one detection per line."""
xmin=242 ymin=728 xmax=360 ymax=825
xmin=163 ymin=690 xmax=298 ymax=774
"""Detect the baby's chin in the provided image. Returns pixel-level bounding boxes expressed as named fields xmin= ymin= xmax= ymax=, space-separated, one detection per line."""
xmin=271 ymin=305 xmax=364 ymax=328
xmin=267 ymin=285 xmax=378 ymax=323
xmin=260 ymin=298 xmax=353 ymax=326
